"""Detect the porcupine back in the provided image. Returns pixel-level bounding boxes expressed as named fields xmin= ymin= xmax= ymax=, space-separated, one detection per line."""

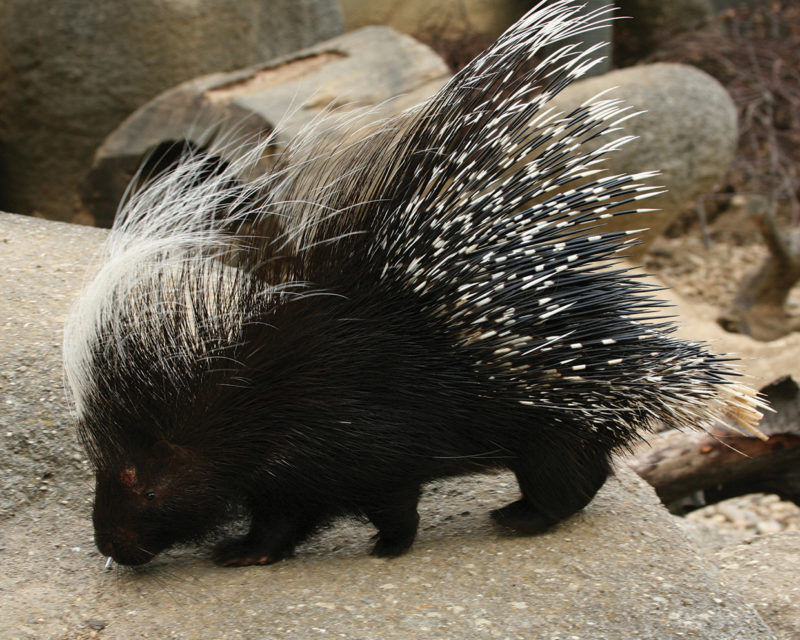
xmin=63 ymin=1 xmax=765 ymax=565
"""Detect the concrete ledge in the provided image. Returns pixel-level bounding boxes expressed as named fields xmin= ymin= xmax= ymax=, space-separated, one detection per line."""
xmin=0 ymin=213 xmax=775 ymax=639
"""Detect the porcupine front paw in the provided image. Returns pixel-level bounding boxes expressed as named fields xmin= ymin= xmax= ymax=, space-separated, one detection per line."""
xmin=212 ymin=535 xmax=295 ymax=566
xmin=213 ymin=507 xmax=322 ymax=566
xmin=491 ymin=499 xmax=557 ymax=534
xmin=211 ymin=536 xmax=294 ymax=567
xmin=370 ymin=529 xmax=418 ymax=558
xmin=365 ymin=488 xmax=421 ymax=558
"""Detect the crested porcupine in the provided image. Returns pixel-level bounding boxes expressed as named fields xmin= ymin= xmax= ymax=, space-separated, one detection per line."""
xmin=63 ymin=1 xmax=766 ymax=568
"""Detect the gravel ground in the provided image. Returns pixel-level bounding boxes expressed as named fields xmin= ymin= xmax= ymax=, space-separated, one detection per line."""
xmin=687 ymin=494 xmax=800 ymax=537
xmin=644 ymin=204 xmax=770 ymax=312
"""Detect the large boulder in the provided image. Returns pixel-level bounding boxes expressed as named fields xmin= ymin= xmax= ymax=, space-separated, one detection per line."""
xmin=548 ymin=62 xmax=738 ymax=259
xmin=340 ymin=0 xmax=527 ymax=44
xmin=0 ymin=0 xmax=343 ymax=221
xmin=79 ymin=26 xmax=451 ymax=227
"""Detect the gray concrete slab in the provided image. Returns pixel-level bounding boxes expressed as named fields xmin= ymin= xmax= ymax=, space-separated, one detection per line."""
xmin=0 ymin=212 xmax=776 ymax=639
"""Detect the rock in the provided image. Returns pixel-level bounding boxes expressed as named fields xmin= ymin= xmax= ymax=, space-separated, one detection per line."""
xmin=340 ymin=0 xmax=527 ymax=44
xmin=343 ymin=0 xmax=613 ymax=75
xmin=547 ymin=63 xmax=738 ymax=259
xmin=756 ymin=521 xmax=782 ymax=535
xmin=0 ymin=0 xmax=343 ymax=222
xmin=0 ymin=210 xmax=777 ymax=640
xmin=78 ymin=26 xmax=451 ymax=227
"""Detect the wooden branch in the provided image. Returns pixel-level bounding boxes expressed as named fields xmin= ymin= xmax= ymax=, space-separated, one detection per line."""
xmin=626 ymin=376 xmax=800 ymax=512
xmin=718 ymin=208 xmax=800 ymax=341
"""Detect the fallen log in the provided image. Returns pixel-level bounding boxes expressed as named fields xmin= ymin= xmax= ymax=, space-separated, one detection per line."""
xmin=626 ymin=376 xmax=800 ymax=513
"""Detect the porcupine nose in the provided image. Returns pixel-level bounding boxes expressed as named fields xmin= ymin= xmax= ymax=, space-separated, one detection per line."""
xmin=96 ymin=530 xmax=154 ymax=565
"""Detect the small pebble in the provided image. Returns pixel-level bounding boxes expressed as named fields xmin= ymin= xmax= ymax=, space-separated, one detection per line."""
xmin=755 ymin=520 xmax=781 ymax=535
xmin=86 ymin=619 xmax=107 ymax=631
xmin=687 ymin=493 xmax=800 ymax=536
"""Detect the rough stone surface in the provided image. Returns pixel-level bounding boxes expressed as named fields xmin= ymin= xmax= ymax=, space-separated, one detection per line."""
xmin=713 ymin=533 xmax=800 ymax=640
xmin=547 ymin=63 xmax=738 ymax=259
xmin=80 ymin=26 xmax=450 ymax=227
xmin=0 ymin=211 xmax=777 ymax=639
xmin=0 ymin=0 xmax=343 ymax=221
xmin=678 ymin=521 xmax=800 ymax=640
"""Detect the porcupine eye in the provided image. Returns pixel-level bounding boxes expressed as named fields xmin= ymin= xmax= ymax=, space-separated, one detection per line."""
xmin=146 ymin=492 xmax=155 ymax=501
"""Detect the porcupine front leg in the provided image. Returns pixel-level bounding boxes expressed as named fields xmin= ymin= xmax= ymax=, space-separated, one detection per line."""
xmin=492 ymin=438 xmax=612 ymax=533
xmin=212 ymin=504 xmax=322 ymax=566
xmin=365 ymin=486 xmax=421 ymax=557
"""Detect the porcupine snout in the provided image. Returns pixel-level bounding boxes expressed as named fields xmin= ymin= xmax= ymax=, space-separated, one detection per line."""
xmin=94 ymin=527 xmax=155 ymax=566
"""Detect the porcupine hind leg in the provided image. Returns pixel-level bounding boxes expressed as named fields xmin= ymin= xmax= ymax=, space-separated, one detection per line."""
xmin=491 ymin=439 xmax=613 ymax=534
xmin=212 ymin=505 xmax=322 ymax=566
xmin=365 ymin=486 xmax=421 ymax=557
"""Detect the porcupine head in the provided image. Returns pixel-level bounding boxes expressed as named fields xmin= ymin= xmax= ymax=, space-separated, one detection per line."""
xmin=63 ymin=1 xmax=766 ymax=567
